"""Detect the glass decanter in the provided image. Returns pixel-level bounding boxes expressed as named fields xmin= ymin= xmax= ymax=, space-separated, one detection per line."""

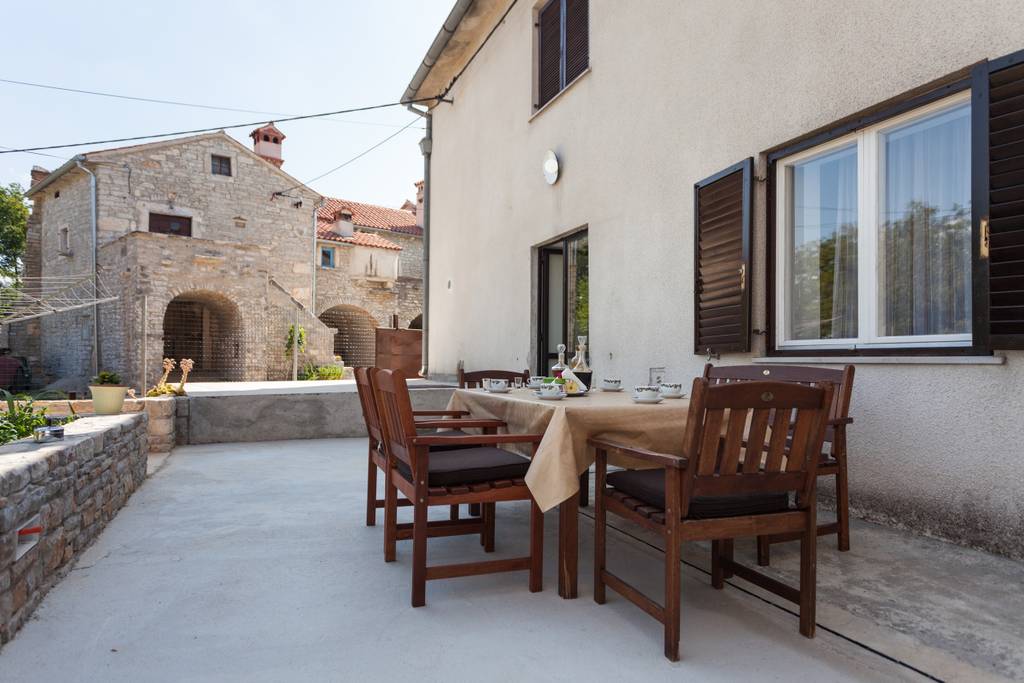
xmin=550 ymin=343 xmax=567 ymax=377
xmin=571 ymin=335 xmax=590 ymax=372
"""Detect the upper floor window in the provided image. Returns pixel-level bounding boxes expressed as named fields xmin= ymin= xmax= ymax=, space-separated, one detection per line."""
xmin=149 ymin=213 xmax=192 ymax=237
xmin=320 ymin=247 xmax=335 ymax=268
xmin=211 ymin=155 xmax=232 ymax=176
xmin=535 ymin=0 xmax=588 ymax=110
xmin=775 ymin=92 xmax=971 ymax=350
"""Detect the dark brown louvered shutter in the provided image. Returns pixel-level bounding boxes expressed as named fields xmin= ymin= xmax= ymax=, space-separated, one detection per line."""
xmin=973 ymin=50 xmax=1024 ymax=349
xmin=694 ymin=159 xmax=753 ymax=355
xmin=537 ymin=0 xmax=562 ymax=108
xmin=564 ymin=0 xmax=588 ymax=84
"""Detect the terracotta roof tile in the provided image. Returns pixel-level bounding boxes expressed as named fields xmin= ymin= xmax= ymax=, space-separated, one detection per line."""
xmin=317 ymin=197 xmax=421 ymax=236
xmin=317 ymin=226 xmax=403 ymax=251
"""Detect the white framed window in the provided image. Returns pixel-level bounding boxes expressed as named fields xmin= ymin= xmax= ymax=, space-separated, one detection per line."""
xmin=775 ymin=92 xmax=973 ymax=350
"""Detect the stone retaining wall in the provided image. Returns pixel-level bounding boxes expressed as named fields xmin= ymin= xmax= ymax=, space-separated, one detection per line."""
xmin=0 ymin=413 xmax=148 ymax=644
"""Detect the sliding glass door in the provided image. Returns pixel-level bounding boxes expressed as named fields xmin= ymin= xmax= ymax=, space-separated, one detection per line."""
xmin=537 ymin=230 xmax=589 ymax=374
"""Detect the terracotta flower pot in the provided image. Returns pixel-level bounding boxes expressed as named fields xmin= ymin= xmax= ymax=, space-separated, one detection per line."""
xmin=89 ymin=385 xmax=129 ymax=415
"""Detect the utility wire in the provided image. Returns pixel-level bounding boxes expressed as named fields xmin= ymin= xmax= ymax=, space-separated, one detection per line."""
xmin=274 ymin=117 xmax=420 ymax=196
xmin=0 ymin=144 xmax=65 ymax=160
xmin=0 ymin=96 xmax=438 ymax=155
xmin=0 ymin=78 xmax=423 ymax=130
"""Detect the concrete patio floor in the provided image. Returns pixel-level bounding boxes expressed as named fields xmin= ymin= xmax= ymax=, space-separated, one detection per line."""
xmin=0 ymin=439 xmax=1019 ymax=682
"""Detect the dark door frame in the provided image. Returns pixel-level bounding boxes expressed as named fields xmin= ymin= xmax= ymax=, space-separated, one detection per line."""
xmin=536 ymin=228 xmax=588 ymax=375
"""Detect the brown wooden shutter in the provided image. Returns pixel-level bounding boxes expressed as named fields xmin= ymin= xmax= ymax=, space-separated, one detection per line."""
xmin=694 ymin=159 xmax=753 ymax=355
xmin=537 ymin=0 xmax=562 ymax=108
xmin=149 ymin=213 xmax=192 ymax=237
xmin=564 ymin=0 xmax=588 ymax=84
xmin=973 ymin=49 xmax=1024 ymax=349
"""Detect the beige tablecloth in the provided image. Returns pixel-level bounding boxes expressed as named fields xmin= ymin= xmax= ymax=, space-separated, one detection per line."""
xmin=447 ymin=388 xmax=692 ymax=512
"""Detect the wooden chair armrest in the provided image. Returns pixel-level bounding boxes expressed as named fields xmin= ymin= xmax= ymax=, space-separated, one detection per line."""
xmin=414 ymin=418 xmax=507 ymax=430
xmin=412 ymin=433 xmax=544 ymax=446
xmin=414 ymin=410 xmax=471 ymax=417
xmin=588 ymin=437 xmax=689 ymax=469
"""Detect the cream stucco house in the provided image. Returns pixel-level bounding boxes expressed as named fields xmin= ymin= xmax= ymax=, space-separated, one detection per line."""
xmin=403 ymin=0 xmax=1024 ymax=558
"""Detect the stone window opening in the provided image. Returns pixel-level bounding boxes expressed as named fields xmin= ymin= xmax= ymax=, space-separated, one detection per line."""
xmin=58 ymin=226 xmax=72 ymax=255
xmin=320 ymin=247 xmax=335 ymax=269
xmin=211 ymin=154 xmax=232 ymax=176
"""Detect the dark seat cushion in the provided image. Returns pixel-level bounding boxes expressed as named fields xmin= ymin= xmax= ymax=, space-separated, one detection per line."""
xmin=606 ymin=469 xmax=789 ymax=519
xmin=396 ymin=447 xmax=530 ymax=487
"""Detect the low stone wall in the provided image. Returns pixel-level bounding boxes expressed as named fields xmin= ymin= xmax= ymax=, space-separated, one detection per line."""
xmin=7 ymin=397 xmax=180 ymax=454
xmin=184 ymin=387 xmax=454 ymax=443
xmin=0 ymin=413 xmax=148 ymax=644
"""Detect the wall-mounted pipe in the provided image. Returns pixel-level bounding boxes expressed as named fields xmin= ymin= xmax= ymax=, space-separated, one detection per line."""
xmin=75 ymin=159 xmax=99 ymax=377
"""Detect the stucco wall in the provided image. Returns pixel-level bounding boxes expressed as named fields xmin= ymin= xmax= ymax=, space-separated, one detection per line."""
xmin=425 ymin=0 xmax=1024 ymax=557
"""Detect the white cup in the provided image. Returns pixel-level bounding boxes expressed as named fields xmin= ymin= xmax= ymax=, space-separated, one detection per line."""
xmin=487 ymin=378 xmax=509 ymax=392
xmin=659 ymin=382 xmax=683 ymax=397
xmin=538 ymin=383 xmax=562 ymax=397
xmin=601 ymin=378 xmax=622 ymax=390
xmin=633 ymin=385 xmax=660 ymax=400
xmin=528 ymin=376 xmax=547 ymax=388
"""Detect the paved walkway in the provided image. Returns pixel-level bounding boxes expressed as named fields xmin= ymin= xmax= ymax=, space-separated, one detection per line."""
xmin=0 ymin=439 xmax=1016 ymax=681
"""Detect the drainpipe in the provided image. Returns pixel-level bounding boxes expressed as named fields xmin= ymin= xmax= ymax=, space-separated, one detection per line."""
xmin=76 ymin=158 xmax=99 ymax=377
xmin=416 ymin=114 xmax=432 ymax=378
xmin=402 ymin=0 xmax=471 ymax=378
xmin=311 ymin=198 xmax=325 ymax=312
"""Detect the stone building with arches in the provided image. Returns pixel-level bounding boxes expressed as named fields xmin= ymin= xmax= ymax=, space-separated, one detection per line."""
xmin=16 ymin=125 xmax=424 ymax=391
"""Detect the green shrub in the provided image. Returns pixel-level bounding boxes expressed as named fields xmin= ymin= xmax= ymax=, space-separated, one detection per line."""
xmin=0 ymin=389 xmax=49 ymax=445
xmin=300 ymin=363 xmax=345 ymax=381
xmin=91 ymin=370 xmax=123 ymax=385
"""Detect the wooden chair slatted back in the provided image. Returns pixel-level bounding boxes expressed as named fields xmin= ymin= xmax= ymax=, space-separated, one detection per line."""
xmin=681 ymin=378 xmax=834 ymax=507
xmin=458 ymin=368 xmax=530 ymax=389
xmin=703 ymin=363 xmax=855 ymax=442
xmin=374 ymin=369 xmax=420 ymax=471
xmin=354 ymin=367 xmax=383 ymax=444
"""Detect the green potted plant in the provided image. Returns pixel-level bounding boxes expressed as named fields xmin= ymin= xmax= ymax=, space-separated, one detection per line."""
xmin=89 ymin=371 xmax=128 ymax=415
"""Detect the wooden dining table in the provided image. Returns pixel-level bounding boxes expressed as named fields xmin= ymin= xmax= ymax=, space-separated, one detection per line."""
xmin=447 ymin=387 xmax=693 ymax=599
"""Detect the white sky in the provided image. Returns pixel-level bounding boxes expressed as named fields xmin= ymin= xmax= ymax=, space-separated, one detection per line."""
xmin=0 ymin=0 xmax=453 ymax=207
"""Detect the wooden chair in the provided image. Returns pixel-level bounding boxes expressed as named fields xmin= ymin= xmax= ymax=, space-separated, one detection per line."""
xmin=590 ymin=377 xmax=834 ymax=661
xmin=457 ymin=367 xmax=530 ymax=388
xmin=355 ymin=367 xmax=507 ymax=528
xmin=703 ymin=363 xmax=854 ymax=564
xmin=375 ymin=369 xmax=544 ymax=607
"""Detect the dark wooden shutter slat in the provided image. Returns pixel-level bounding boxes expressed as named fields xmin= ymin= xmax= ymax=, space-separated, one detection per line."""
xmin=974 ymin=51 xmax=1024 ymax=349
xmin=564 ymin=0 xmax=588 ymax=83
xmin=694 ymin=159 xmax=753 ymax=355
xmin=537 ymin=0 xmax=561 ymax=108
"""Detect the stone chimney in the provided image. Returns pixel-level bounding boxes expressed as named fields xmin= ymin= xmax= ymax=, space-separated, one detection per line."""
xmin=249 ymin=123 xmax=285 ymax=167
xmin=30 ymin=166 xmax=50 ymax=188
xmin=334 ymin=208 xmax=354 ymax=237
xmin=415 ymin=180 xmax=424 ymax=228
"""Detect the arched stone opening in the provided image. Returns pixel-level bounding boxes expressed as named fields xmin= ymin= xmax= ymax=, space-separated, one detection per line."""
xmin=162 ymin=291 xmax=244 ymax=381
xmin=318 ymin=305 xmax=377 ymax=368
xmin=408 ymin=313 xmax=423 ymax=330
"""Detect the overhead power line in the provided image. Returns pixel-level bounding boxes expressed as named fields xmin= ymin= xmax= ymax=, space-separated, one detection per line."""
xmin=0 ymin=144 xmax=65 ymax=160
xmin=0 ymin=96 xmax=439 ymax=155
xmin=0 ymin=78 xmax=423 ymax=130
xmin=275 ymin=117 xmax=421 ymax=196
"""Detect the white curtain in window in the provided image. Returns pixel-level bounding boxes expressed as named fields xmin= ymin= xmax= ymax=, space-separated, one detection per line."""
xmin=789 ymin=145 xmax=858 ymax=340
xmin=881 ymin=104 xmax=971 ymax=337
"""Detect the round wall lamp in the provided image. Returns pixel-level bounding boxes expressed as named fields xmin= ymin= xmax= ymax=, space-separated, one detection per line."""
xmin=542 ymin=150 xmax=560 ymax=185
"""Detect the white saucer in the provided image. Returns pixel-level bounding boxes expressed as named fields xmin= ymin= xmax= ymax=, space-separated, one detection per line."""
xmin=537 ymin=393 xmax=564 ymax=401
xmin=660 ymin=393 xmax=686 ymax=399
xmin=632 ymin=395 xmax=663 ymax=404
xmin=486 ymin=388 xmax=511 ymax=394
xmin=600 ymin=387 xmax=623 ymax=392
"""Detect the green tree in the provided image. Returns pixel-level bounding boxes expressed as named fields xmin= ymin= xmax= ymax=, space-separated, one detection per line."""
xmin=0 ymin=183 xmax=29 ymax=282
